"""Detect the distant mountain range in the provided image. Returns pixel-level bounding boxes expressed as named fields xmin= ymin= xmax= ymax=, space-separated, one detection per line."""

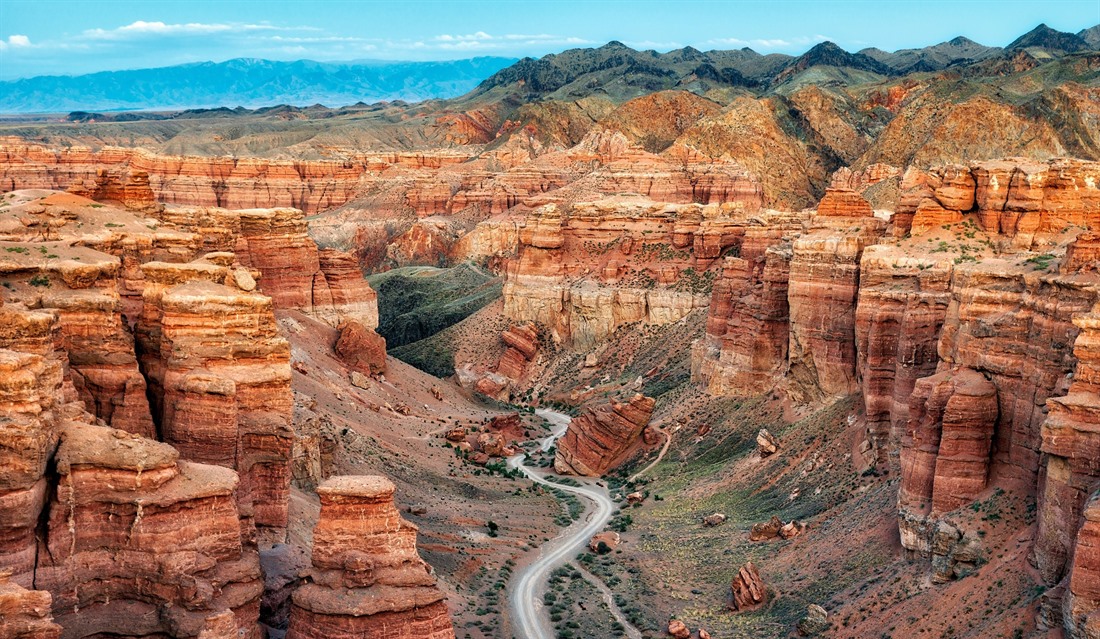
xmin=474 ymin=23 xmax=1100 ymax=101
xmin=1 ymin=23 xmax=1097 ymax=115
xmin=0 ymin=57 xmax=518 ymax=113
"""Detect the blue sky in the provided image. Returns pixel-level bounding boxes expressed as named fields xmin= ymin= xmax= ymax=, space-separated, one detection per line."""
xmin=1 ymin=0 xmax=1098 ymax=79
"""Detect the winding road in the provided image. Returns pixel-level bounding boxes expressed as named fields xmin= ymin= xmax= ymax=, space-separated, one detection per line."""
xmin=506 ymin=409 xmax=617 ymax=639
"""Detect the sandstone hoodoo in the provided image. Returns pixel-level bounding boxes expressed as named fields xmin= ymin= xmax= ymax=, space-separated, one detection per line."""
xmin=286 ymin=476 xmax=455 ymax=639
xmin=554 ymin=393 xmax=657 ymax=476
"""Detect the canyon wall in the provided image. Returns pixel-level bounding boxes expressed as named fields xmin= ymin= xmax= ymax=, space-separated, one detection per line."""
xmin=684 ymin=158 xmax=1100 ymax=636
xmin=501 ymin=196 xmax=800 ymax=349
xmin=0 ymin=190 xmax=416 ymax=638
xmin=0 ymin=139 xmax=471 ymax=215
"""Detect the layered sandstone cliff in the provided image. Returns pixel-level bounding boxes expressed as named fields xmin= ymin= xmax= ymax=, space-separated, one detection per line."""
xmin=897 ymin=158 xmax=1100 ymax=242
xmin=36 ymin=423 xmax=263 ymax=639
xmin=138 ymin=258 xmax=293 ymax=541
xmin=554 ymin=393 xmax=656 ymax=476
xmin=502 ymin=196 xmax=801 ymax=349
xmin=0 ymin=140 xmax=470 ymax=215
xmin=286 ymin=476 xmax=454 ymax=639
xmin=788 ymin=189 xmax=887 ymax=400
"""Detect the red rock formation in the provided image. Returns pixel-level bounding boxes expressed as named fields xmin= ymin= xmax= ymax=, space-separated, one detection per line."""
xmin=1062 ymin=232 xmax=1100 ymax=274
xmin=855 ymin=247 xmax=953 ymax=463
xmin=139 ymin=260 xmax=293 ymax=541
xmin=481 ymin=323 xmax=540 ymax=396
xmin=667 ymin=619 xmax=691 ymax=639
xmin=286 ymin=476 xmax=455 ymax=639
xmin=0 ymin=141 xmax=471 ymax=215
xmin=788 ymin=203 xmax=886 ymax=399
xmin=67 ymin=168 xmax=159 ymax=212
xmin=0 ymin=575 xmax=62 ymax=639
xmin=35 ymin=423 xmax=263 ymax=639
xmin=816 ymin=187 xmax=874 ymax=218
xmin=554 ymin=394 xmax=656 ymax=476
xmin=0 ymin=344 xmax=61 ymax=583
xmin=1036 ymin=302 xmax=1100 ymax=586
xmin=1065 ymin=492 xmax=1100 ymax=639
xmin=318 ymin=249 xmax=379 ymax=329
xmin=335 ymin=320 xmax=388 ymax=376
xmin=692 ymin=245 xmax=792 ymax=396
xmin=897 ymin=158 xmax=1100 ymax=240
xmin=503 ymin=198 xmax=798 ymax=349
xmin=898 ymin=368 xmax=999 ymax=518
xmin=730 ymin=562 xmax=767 ymax=611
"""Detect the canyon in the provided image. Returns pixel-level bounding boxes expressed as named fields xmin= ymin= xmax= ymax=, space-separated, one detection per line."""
xmin=1 ymin=23 xmax=1099 ymax=639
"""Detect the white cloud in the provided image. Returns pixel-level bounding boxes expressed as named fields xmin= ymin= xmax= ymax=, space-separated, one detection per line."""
xmin=428 ymin=31 xmax=590 ymax=50
xmin=0 ymin=34 xmax=32 ymax=51
xmin=705 ymin=34 xmax=831 ymax=51
xmin=82 ymin=20 xmax=309 ymax=40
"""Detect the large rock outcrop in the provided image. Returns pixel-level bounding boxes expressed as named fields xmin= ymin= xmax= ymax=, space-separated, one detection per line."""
xmin=788 ymin=189 xmax=886 ymax=399
xmin=286 ymin=476 xmax=454 ymax=639
xmin=138 ymin=259 xmax=293 ymax=542
xmin=35 ymin=423 xmax=263 ymax=639
xmin=692 ymin=245 xmax=793 ymax=396
xmin=1035 ymin=300 xmax=1100 ymax=589
xmin=855 ymin=247 xmax=954 ymax=463
xmin=554 ymin=394 xmax=656 ymax=476
xmin=503 ymin=197 xmax=801 ymax=349
xmin=897 ymin=159 xmax=1100 ymax=241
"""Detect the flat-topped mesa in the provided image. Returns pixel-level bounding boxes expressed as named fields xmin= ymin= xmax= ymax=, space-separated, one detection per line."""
xmin=503 ymin=197 xmax=799 ymax=349
xmin=0 ymin=574 xmax=62 ymax=639
xmin=787 ymin=190 xmax=886 ymax=400
xmin=692 ymin=245 xmax=793 ymax=397
xmin=286 ymin=476 xmax=455 ymax=639
xmin=896 ymin=158 xmax=1100 ymax=241
xmin=139 ymin=259 xmax=293 ymax=542
xmin=35 ymin=423 xmax=263 ymax=639
xmin=554 ymin=393 xmax=657 ymax=476
xmin=1035 ymin=301 xmax=1100 ymax=588
xmin=0 ymin=239 xmax=155 ymax=437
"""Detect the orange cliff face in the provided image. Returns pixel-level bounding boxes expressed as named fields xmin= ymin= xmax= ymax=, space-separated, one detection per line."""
xmin=897 ymin=158 xmax=1100 ymax=242
xmin=0 ymin=139 xmax=472 ymax=215
xmin=500 ymin=194 xmax=800 ymax=351
xmin=286 ymin=476 xmax=455 ymax=639
xmin=0 ymin=303 xmax=261 ymax=639
xmin=0 ymin=190 xmax=412 ymax=638
xmin=677 ymin=158 xmax=1100 ymax=636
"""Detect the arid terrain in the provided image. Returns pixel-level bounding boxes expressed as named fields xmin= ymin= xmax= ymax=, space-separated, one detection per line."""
xmin=1 ymin=21 xmax=1100 ymax=639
